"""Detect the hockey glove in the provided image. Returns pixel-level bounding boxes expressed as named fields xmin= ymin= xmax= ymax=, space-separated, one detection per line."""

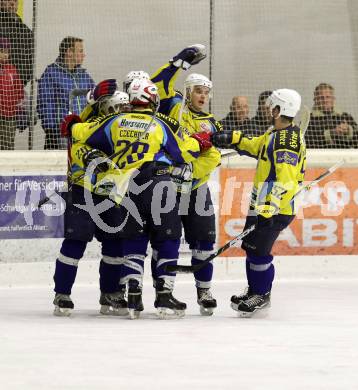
xmin=255 ymin=215 xmax=274 ymax=231
xmin=211 ymin=131 xmax=234 ymax=148
xmin=60 ymin=114 xmax=82 ymax=137
xmin=170 ymin=44 xmax=207 ymax=70
xmin=87 ymin=79 xmax=118 ymax=105
xmin=82 ymin=149 xmax=111 ymax=174
xmin=191 ymin=131 xmax=212 ymax=151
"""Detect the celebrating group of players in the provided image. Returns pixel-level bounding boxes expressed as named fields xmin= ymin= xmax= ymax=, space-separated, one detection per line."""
xmin=52 ymin=44 xmax=306 ymax=319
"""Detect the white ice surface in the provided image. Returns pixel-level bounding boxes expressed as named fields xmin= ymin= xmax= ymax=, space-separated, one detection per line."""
xmin=0 ymin=279 xmax=357 ymax=390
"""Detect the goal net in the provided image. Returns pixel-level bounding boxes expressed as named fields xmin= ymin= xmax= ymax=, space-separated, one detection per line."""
xmin=1 ymin=0 xmax=358 ymax=150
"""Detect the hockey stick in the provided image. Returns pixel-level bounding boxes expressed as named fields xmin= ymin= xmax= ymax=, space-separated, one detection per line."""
xmin=299 ymin=105 xmax=310 ymax=135
xmin=177 ymin=88 xmax=187 ymax=125
xmin=66 ymin=89 xmax=89 ymax=181
xmin=165 ymin=158 xmax=345 ymax=274
xmin=69 ymin=88 xmax=91 ymax=111
xmin=220 ymin=150 xmax=238 ymax=159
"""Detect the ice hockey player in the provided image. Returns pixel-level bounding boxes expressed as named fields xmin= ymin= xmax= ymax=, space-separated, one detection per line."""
xmin=211 ymin=89 xmax=305 ymax=317
xmin=67 ymin=78 xmax=213 ymax=319
xmin=150 ymin=44 xmax=222 ymax=315
xmin=79 ymin=71 xmax=149 ymax=120
xmin=52 ymin=79 xmax=131 ymax=316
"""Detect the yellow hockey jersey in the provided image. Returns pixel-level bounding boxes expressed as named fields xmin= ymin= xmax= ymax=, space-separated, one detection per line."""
xmin=231 ymin=124 xmax=306 ymax=218
xmin=70 ymin=109 xmax=202 ymax=192
xmin=70 ymin=140 xmax=136 ymax=200
xmin=151 ymin=62 xmax=222 ymax=189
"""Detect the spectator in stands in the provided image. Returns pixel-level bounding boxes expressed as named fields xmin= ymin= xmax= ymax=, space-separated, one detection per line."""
xmin=37 ymin=36 xmax=95 ymax=149
xmin=0 ymin=0 xmax=34 ymax=86
xmin=247 ymin=90 xmax=273 ymax=136
xmin=0 ymin=37 xmax=24 ymax=150
xmin=221 ymin=96 xmax=251 ymax=131
xmin=305 ymin=83 xmax=358 ymax=148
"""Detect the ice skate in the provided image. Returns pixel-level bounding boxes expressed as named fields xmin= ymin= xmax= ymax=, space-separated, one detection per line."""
xmin=99 ymin=290 xmax=128 ymax=316
xmin=233 ymin=292 xmax=271 ymax=318
xmin=197 ymin=288 xmax=217 ymax=316
xmin=230 ymin=287 xmax=252 ymax=311
xmin=53 ymin=293 xmax=74 ymax=317
xmin=154 ymin=280 xmax=186 ymax=319
xmin=127 ymin=279 xmax=144 ymax=320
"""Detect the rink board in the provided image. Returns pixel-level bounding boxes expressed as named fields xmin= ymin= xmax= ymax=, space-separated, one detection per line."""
xmin=0 ymin=150 xmax=358 ymax=267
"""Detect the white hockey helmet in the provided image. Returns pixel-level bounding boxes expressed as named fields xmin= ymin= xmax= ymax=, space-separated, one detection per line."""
xmin=127 ymin=78 xmax=160 ymax=108
xmin=98 ymin=90 xmax=130 ymax=115
xmin=266 ymin=89 xmax=301 ymax=118
xmin=123 ymin=70 xmax=150 ymax=93
xmin=184 ymin=73 xmax=213 ymax=98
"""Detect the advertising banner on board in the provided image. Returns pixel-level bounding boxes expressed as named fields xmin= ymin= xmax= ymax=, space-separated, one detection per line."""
xmin=0 ymin=175 xmax=66 ymax=239
xmin=219 ymin=168 xmax=358 ymax=255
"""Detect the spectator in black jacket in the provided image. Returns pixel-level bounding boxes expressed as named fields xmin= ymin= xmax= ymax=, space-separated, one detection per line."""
xmin=0 ymin=0 xmax=34 ymax=85
xmin=305 ymin=83 xmax=358 ymax=148
xmin=247 ymin=90 xmax=272 ymax=136
xmin=221 ymin=96 xmax=252 ymax=132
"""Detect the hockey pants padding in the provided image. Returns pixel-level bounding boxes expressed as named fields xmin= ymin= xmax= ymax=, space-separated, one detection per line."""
xmin=189 ymin=240 xmax=214 ymax=289
xmin=99 ymin=240 xmax=125 ymax=293
xmin=120 ymin=237 xmax=148 ymax=287
xmin=151 ymin=239 xmax=180 ymax=291
xmin=246 ymin=254 xmax=274 ymax=295
xmin=54 ymin=239 xmax=87 ymax=294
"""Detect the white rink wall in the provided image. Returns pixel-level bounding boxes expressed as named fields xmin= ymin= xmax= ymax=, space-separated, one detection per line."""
xmin=0 ymin=255 xmax=357 ymax=288
xmin=0 ymin=150 xmax=357 ymax=286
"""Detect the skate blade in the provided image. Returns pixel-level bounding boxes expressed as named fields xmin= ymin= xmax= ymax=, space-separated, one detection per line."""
xmin=53 ymin=306 xmax=72 ymax=317
xmin=236 ymin=305 xmax=270 ymax=318
xmin=100 ymin=305 xmax=129 ymax=316
xmin=156 ymin=307 xmax=185 ymax=320
xmin=128 ymin=309 xmax=141 ymax=320
xmin=199 ymin=306 xmax=214 ymax=316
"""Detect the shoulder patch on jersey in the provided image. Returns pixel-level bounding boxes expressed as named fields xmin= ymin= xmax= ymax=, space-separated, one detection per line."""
xmin=274 ymin=128 xmax=300 ymax=152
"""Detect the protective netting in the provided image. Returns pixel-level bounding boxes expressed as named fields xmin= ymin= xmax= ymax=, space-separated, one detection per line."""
xmin=1 ymin=0 xmax=358 ymax=150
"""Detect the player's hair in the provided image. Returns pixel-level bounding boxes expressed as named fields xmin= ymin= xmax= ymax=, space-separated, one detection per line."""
xmin=280 ymin=114 xmax=294 ymax=122
xmin=59 ymin=36 xmax=83 ymax=59
xmin=258 ymin=90 xmax=272 ymax=105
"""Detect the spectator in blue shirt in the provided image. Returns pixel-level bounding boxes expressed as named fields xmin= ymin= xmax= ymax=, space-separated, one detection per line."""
xmin=37 ymin=36 xmax=95 ymax=149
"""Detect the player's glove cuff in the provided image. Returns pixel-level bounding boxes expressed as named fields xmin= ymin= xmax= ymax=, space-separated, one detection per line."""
xmin=171 ymin=59 xmax=192 ymax=70
xmin=170 ymin=44 xmax=207 ymax=70
xmin=60 ymin=114 xmax=82 ymax=137
xmin=211 ymin=131 xmax=234 ymax=148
